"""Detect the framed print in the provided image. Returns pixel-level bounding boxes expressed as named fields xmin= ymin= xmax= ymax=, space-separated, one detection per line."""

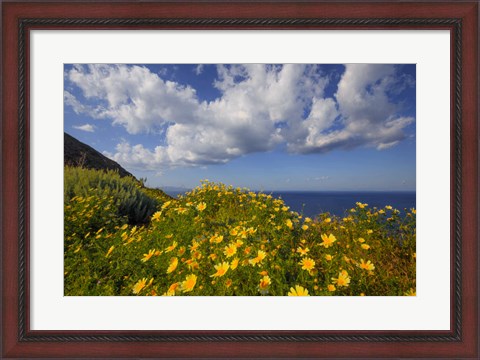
xmin=2 ymin=1 xmax=478 ymax=358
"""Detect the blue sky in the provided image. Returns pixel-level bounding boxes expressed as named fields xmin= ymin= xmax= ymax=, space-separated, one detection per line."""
xmin=64 ymin=64 xmax=416 ymax=191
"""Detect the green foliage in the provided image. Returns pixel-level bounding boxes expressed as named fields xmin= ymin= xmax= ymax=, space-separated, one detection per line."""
xmin=64 ymin=180 xmax=416 ymax=296
xmin=64 ymin=194 xmax=124 ymax=243
xmin=64 ymin=166 xmax=160 ymax=225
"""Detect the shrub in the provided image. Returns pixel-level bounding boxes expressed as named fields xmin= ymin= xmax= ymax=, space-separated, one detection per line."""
xmin=64 ymin=166 xmax=159 ymax=225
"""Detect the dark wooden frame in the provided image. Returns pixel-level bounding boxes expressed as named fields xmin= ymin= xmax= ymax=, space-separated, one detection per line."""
xmin=2 ymin=1 xmax=478 ymax=358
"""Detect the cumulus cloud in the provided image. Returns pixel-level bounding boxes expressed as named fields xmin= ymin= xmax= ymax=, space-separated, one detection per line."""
xmin=65 ymin=63 xmax=414 ymax=171
xmin=67 ymin=64 xmax=200 ymax=134
xmin=290 ymin=64 xmax=414 ymax=153
xmin=72 ymin=124 xmax=95 ymax=132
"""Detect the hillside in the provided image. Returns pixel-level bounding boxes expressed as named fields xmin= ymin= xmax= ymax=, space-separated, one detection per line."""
xmin=64 ymin=132 xmax=134 ymax=178
xmin=64 ymin=179 xmax=416 ymax=296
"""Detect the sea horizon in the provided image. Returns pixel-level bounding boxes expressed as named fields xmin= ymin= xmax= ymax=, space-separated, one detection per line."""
xmin=162 ymin=187 xmax=416 ymax=194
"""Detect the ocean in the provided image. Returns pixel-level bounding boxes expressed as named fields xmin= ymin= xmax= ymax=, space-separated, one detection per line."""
xmin=165 ymin=190 xmax=416 ymax=219
xmin=269 ymin=191 xmax=416 ymax=218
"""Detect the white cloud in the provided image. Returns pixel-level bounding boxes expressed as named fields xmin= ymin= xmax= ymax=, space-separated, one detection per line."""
xmin=64 ymin=91 xmax=92 ymax=116
xmin=194 ymin=64 xmax=204 ymax=75
xmin=290 ymin=64 xmax=414 ymax=153
xmin=72 ymin=123 xmax=95 ymax=132
xmin=66 ymin=64 xmax=414 ymax=171
xmin=67 ymin=64 xmax=200 ymax=134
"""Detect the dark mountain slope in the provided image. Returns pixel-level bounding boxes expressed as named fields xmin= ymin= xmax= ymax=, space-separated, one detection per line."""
xmin=64 ymin=132 xmax=134 ymax=178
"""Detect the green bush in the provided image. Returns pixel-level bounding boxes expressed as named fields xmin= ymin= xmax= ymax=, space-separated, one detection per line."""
xmin=64 ymin=166 xmax=159 ymax=225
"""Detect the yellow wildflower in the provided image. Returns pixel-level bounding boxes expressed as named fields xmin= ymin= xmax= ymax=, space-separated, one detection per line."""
xmin=332 ymin=270 xmax=351 ymax=287
xmin=288 ymin=285 xmax=310 ymax=296
xmin=152 ymin=211 xmax=162 ymax=221
xmin=296 ymin=247 xmax=310 ymax=256
xmin=249 ymin=250 xmax=267 ymax=266
xmin=404 ymin=288 xmax=416 ymax=296
xmin=356 ymin=202 xmax=368 ymax=209
xmin=224 ymin=243 xmax=237 ymax=258
xmin=132 ymin=278 xmax=148 ymax=294
xmin=181 ymin=274 xmax=197 ymax=293
xmin=189 ymin=240 xmax=200 ymax=253
xmin=196 ymin=202 xmax=207 ymax=211
xmin=167 ymin=257 xmax=179 ymax=274
xmin=209 ymin=234 xmax=224 ymax=244
xmin=169 ymin=283 xmax=179 ymax=294
xmin=285 ymin=219 xmax=293 ymax=229
xmin=361 ymin=244 xmax=371 ymax=250
xmin=299 ymin=257 xmax=315 ymax=272
xmin=325 ymin=254 xmax=333 ymax=261
xmin=259 ymin=275 xmax=271 ymax=290
xmin=105 ymin=245 xmax=114 ymax=257
xmin=176 ymin=207 xmax=188 ymax=214
xmin=359 ymin=259 xmax=375 ymax=271
xmin=164 ymin=282 xmax=179 ymax=296
xmin=301 ymin=224 xmax=309 ymax=231
xmin=230 ymin=258 xmax=239 ymax=270
xmin=320 ymin=233 xmax=337 ymax=248
xmin=327 ymin=284 xmax=336 ymax=292
xmin=188 ymin=259 xmax=200 ymax=270
xmin=239 ymin=229 xmax=249 ymax=238
xmin=141 ymin=249 xmax=156 ymax=262
xmin=165 ymin=241 xmax=177 ymax=253
xmin=211 ymin=262 xmax=230 ymax=278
